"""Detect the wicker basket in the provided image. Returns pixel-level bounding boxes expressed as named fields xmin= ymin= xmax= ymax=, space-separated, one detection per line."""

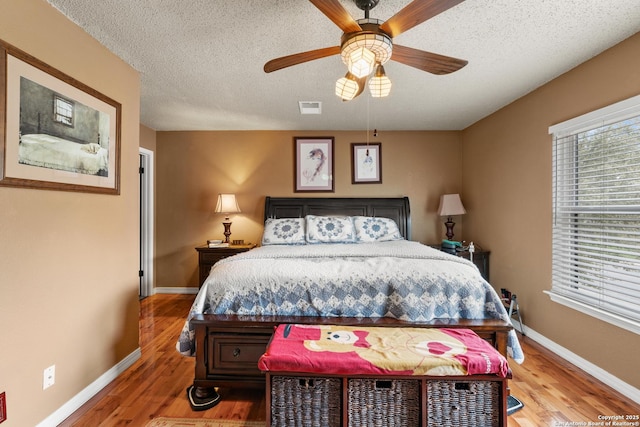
xmin=347 ymin=378 xmax=421 ymax=427
xmin=426 ymin=379 xmax=501 ymax=427
xmin=270 ymin=375 xmax=342 ymax=427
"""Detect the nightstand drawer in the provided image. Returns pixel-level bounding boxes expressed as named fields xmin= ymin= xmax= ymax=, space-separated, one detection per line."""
xmin=208 ymin=334 xmax=270 ymax=375
xmin=199 ymin=250 xmax=235 ymax=263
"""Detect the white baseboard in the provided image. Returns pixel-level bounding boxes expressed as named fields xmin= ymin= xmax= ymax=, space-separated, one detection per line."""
xmin=154 ymin=286 xmax=199 ymax=295
xmin=512 ymin=320 xmax=640 ymax=405
xmin=36 ymin=348 xmax=141 ymax=427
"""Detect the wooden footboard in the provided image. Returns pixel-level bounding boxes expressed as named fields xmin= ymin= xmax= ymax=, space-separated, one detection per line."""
xmin=190 ymin=314 xmax=512 ymax=391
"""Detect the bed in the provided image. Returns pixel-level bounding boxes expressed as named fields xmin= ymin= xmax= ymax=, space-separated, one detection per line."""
xmin=177 ymin=196 xmax=523 ymax=407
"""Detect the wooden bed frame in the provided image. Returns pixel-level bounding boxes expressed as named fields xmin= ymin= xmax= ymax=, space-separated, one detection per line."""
xmin=189 ymin=197 xmax=512 ymax=397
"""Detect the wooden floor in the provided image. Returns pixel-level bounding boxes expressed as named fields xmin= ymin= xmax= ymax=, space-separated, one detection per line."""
xmin=60 ymin=294 xmax=640 ymax=426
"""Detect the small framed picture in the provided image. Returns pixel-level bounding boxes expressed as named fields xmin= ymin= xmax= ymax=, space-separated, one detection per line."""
xmin=294 ymin=137 xmax=334 ymax=192
xmin=351 ymin=142 xmax=381 ymax=184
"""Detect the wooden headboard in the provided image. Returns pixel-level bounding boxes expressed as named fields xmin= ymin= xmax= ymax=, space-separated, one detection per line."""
xmin=264 ymin=197 xmax=411 ymax=240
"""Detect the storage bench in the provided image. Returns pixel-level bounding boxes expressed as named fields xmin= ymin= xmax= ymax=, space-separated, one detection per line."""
xmin=259 ymin=324 xmax=511 ymax=427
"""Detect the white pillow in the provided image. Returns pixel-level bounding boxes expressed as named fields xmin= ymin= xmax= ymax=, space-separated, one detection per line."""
xmin=305 ymin=215 xmax=355 ymax=243
xmin=353 ymin=216 xmax=403 ymax=242
xmin=261 ymin=218 xmax=306 ymax=245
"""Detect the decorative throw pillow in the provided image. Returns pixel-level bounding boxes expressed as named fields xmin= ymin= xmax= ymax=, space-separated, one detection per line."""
xmin=261 ymin=218 xmax=306 ymax=245
xmin=305 ymin=215 xmax=355 ymax=243
xmin=353 ymin=216 xmax=403 ymax=242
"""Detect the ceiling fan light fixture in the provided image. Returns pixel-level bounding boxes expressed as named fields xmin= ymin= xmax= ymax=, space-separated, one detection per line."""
xmin=347 ymin=46 xmax=376 ymax=78
xmin=340 ymin=27 xmax=393 ymax=69
xmin=335 ymin=72 xmax=360 ymax=101
xmin=265 ymin=3 xmax=468 ymax=102
xmin=369 ymin=64 xmax=391 ymax=97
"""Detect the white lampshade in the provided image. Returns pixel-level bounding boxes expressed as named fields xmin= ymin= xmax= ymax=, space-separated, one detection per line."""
xmin=369 ymin=64 xmax=392 ymax=98
xmin=215 ymin=193 xmax=241 ymax=214
xmin=438 ymin=194 xmax=466 ymax=217
xmin=335 ymin=74 xmax=359 ymax=101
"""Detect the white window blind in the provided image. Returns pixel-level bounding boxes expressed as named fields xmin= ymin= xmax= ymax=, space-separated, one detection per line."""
xmin=549 ymin=94 xmax=640 ymax=334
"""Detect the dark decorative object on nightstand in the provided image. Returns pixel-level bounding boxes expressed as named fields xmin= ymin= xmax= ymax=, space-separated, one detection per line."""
xmin=214 ymin=193 xmax=241 ymax=243
xmin=437 ymin=194 xmax=466 ymax=241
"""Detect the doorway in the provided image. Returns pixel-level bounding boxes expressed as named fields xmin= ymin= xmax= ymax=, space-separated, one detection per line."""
xmin=139 ymin=148 xmax=154 ymax=298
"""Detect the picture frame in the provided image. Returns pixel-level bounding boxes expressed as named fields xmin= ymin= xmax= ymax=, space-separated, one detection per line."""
xmin=351 ymin=142 xmax=382 ymax=184
xmin=0 ymin=40 xmax=121 ymax=194
xmin=294 ymin=137 xmax=334 ymax=192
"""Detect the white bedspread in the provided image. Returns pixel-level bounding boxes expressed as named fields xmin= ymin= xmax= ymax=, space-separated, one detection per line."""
xmin=177 ymin=241 xmax=524 ymax=363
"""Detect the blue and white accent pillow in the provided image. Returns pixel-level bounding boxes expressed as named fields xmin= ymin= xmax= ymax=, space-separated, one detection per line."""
xmin=305 ymin=215 xmax=356 ymax=243
xmin=261 ymin=218 xmax=306 ymax=245
xmin=353 ymin=216 xmax=403 ymax=242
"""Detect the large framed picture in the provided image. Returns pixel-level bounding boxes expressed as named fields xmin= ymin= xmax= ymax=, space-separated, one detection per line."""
xmin=294 ymin=137 xmax=334 ymax=192
xmin=0 ymin=40 xmax=121 ymax=194
xmin=351 ymin=142 xmax=382 ymax=184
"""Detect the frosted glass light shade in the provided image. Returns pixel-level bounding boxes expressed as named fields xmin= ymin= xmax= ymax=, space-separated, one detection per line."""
xmin=335 ymin=74 xmax=359 ymax=101
xmin=347 ymin=47 xmax=375 ymax=78
xmin=369 ymin=64 xmax=392 ymax=97
xmin=340 ymin=28 xmax=392 ymax=68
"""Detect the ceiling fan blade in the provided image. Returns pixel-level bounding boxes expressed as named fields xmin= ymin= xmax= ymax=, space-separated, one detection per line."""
xmin=309 ymin=0 xmax=362 ymax=33
xmin=264 ymin=46 xmax=341 ymax=73
xmin=380 ymin=0 xmax=465 ymax=38
xmin=392 ymin=44 xmax=467 ymax=75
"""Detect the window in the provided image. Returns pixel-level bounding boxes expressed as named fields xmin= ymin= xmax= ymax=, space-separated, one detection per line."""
xmin=54 ymin=95 xmax=74 ymax=126
xmin=548 ymin=94 xmax=640 ymax=335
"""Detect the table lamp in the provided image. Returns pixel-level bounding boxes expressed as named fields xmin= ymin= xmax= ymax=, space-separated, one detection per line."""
xmin=437 ymin=194 xmax=466 ymax=241
xmin=215 ymin=193 xmax=241 ymax=243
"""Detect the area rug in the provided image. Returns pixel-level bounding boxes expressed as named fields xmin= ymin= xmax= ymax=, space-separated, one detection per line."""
xmin=145 ymin=418 xmax=265 ymax=427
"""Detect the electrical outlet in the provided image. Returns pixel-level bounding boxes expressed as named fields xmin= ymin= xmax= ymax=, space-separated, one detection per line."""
xmin=0 ymin=391 xmax=6 ymax=423
xmin=43 ymin=365 xmax=55 ymax=390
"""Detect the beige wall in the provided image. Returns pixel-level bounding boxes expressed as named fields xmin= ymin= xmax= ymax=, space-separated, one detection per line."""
xmin=155 ymin=130 xmax=462 ymax=289
xmin=140 ymin=124 xmax=157 ymax=152
xmin=462 ymin=32 xmax=640 ymax=388
xmin=0 ymin=1 xmax=140 ymax=426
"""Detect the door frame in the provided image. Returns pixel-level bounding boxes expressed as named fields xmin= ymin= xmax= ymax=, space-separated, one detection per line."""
xmin=139 ymin=147 xmax=154 ymax=297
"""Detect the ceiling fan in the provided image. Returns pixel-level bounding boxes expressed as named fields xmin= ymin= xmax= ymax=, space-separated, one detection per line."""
xmin=264 ymin=0 xmax=468 ymax=101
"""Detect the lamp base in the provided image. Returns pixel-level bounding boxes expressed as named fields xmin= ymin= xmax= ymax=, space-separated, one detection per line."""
xmin=444 ymin=217 xmax=456 ymax=241
xmin=222 ymin=221 xmax=232 ymax=244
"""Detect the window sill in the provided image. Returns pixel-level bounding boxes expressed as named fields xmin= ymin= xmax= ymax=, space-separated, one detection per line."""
xmin=544 ymin=291 xmax=640 ymax=336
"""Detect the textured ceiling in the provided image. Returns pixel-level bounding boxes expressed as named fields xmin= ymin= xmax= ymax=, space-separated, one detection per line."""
xmin=47 ymin=0 xmax=640 ymax=131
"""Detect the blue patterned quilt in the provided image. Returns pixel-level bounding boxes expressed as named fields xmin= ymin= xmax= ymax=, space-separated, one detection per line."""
xmin=177 ymin=240 xmax=524 ymax=362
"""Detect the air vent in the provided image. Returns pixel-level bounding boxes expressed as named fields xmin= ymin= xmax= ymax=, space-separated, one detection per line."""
xmin=299 ymin=101 xmax=322 ymax=115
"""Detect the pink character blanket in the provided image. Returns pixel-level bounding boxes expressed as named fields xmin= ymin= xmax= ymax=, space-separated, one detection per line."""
xmin=258 ymin=324 xmax=509 ymax=378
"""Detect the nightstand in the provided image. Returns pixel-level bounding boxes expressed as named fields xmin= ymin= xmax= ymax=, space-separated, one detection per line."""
xmin=430 ymin=245 xmax=490 ymax=281
xmin=195 ymin=244 xmax=256 ymax=287
xmin=456 ymin=249 xmax=490 ymax=282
